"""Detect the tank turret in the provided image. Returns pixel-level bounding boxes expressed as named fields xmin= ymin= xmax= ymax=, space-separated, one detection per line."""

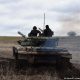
xmin=17 ymin=31 xmax=32 ymax=46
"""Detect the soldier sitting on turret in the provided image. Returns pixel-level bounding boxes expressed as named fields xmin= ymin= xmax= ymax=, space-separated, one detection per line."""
xmin=42 ymin=25 xmax=54 ymax=37
xmin=28 ymin=26 xmax=41 ymax=37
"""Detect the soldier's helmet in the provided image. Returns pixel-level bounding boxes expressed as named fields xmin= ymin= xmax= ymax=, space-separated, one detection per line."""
xmin=33 ymin=26 xmax=37 ymax=30
xmin=46 ymin=25 xmax=49 ymax=29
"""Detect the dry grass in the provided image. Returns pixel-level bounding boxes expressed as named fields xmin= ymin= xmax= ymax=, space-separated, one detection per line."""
xmin=0 ymin=61 xmax=61 ymax=80
xmin=0 ymin=60 xmax=80 ymax=80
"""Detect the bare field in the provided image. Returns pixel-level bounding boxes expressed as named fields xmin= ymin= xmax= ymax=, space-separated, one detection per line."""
xmin=0 ymin=37 xmax=19 ymax=59
xmin=0 ymin=37 xmax=80 ymax=80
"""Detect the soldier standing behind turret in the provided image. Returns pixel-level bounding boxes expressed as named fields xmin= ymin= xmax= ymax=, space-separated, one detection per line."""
xmin=43 ymin=25 xmax=54 ymax=37
xmin=28 ymin=26 xmax=41 ymax=37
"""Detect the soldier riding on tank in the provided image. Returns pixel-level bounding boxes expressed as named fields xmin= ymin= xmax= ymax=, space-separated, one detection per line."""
xmin=28 ymin=26 xmax=41 ymax=37
xmin=42 ymin=25 xmax=54 ymax=37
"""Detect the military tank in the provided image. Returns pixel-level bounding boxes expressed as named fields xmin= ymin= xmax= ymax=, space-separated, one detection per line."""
xmin=13 ymin=31 xmax=72 ymax=64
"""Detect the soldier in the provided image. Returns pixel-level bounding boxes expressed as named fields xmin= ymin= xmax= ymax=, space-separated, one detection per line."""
xmin=43 ymin=25 xmax=54 ymax=37
xmin=28 ymin=26 xmax=41 ymax=37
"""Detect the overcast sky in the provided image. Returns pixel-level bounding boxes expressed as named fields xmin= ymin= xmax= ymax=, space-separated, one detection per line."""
xmin=0 ymin=0 xmax=80 ymax=36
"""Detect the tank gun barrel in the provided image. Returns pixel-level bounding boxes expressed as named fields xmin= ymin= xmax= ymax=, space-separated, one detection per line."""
xmin=18 ymin=31 xmax=26 ymax=38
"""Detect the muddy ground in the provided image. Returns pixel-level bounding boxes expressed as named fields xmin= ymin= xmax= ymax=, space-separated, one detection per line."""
xmin=0 ymin=40 xmax=80 ymax=80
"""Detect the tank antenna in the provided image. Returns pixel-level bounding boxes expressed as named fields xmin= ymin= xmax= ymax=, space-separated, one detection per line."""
xmin=43 ymin=13 xmax=45 ymax=29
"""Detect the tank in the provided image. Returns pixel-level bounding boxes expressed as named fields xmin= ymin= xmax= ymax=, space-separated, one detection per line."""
xmin=13 ymin=31 xmax=72 ymax=64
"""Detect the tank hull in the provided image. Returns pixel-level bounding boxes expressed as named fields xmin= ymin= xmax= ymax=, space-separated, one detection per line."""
xmin=13 ymin=47 xmax=72 ymax=64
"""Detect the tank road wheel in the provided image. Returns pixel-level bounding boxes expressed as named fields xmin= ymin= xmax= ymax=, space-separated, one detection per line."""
xmin=13 ymin=47 xmax=18 ymax=60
